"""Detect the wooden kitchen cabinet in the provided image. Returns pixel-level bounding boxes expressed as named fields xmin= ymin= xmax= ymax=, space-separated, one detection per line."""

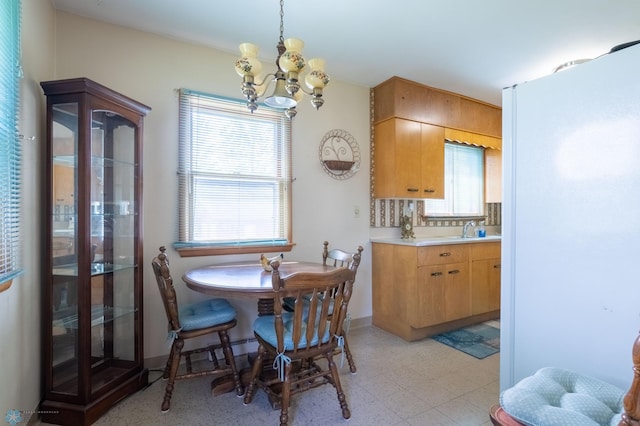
xmin=373 ymin=118 xmax=444 ymax=199
xmin=416 ymin=261 xmax=470 ymax=327
xmin=372 ymin=76 xmax=503 ymax=202
xmin=372 ymin=240 xmax=501 ymax=341
xmin=372 ymin=243 xmax=471 ymax=341
xmin=485 ymin=148 xmax=502 ymax=203
xmin=470 ymin=242 xmax=501 ymax=315
xmin=416 ymin=244 xmax=470 ymax=327
xmin=373 ymin=76 xmax=502 ymax=138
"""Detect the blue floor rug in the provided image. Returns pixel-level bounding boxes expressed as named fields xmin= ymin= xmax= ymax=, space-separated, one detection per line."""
xmin=432 ymin=323 xmax=500 ymax=359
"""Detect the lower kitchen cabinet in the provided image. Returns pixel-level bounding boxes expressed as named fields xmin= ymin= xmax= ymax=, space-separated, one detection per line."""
xmin=417 ymin=262 xmax=470 ymax=327
xmin=372 ymin=240 xmax=501 ymax=341
xmin=470 ymin=242 xmax=501 ymax=315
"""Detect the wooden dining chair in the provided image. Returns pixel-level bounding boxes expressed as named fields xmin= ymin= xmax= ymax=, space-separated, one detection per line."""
xmin=151 ymin=246 xmax=243 ymax=412
xmin=243 ymin=255 xmax=360 ymax=426
xmin=282 ymin=241 xmax=364 ymax=373
xmin=321 ymin=241 xmax=364 ymax=373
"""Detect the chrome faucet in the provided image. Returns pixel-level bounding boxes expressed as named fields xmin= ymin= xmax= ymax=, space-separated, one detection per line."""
xmin=462 ymin=220 xmax=476 ymax=238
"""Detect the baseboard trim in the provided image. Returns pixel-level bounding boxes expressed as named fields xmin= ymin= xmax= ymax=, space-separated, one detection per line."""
xmin=348 ymin=315 xmax=371 ymax=330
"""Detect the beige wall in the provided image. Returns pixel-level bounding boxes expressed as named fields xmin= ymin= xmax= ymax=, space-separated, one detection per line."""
xmin=51 ymin=11 xmax=372 ymax=361
xmin=1 ymin=3 xmax=371 ymax=414
xmin=0 ymin=0 xmax=55 ymax=417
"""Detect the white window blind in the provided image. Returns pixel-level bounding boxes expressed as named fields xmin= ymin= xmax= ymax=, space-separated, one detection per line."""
xmin=176 ymin=89 xmax=292 ymax=250
xmin=425 ymin=143 xmax=484 ymax=216
xmin=0 ymin=0 xmax=22 ymax=287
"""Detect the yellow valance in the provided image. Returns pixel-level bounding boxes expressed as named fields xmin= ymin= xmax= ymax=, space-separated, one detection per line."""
xmin=444 ymin=128 xmax=501 ymax=150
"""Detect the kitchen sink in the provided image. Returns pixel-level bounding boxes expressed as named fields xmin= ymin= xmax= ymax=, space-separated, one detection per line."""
xmin=431 ymin=235 xmax=501 ymax=241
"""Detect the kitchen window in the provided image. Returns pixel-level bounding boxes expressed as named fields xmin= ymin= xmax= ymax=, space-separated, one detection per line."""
xmin=0 ymin=0 xmax=22 ymax=292
xmin=425 ymin=142 xmax=484 ymax=216
xmin=175 ymin=89 xmax=292 ymax=256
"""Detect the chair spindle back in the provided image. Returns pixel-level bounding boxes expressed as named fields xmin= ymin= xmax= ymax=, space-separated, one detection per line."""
xmin=270 ymin=256 xmax=359 ymax=354
xmin=151 ymin=246 xmax=181 ymax=331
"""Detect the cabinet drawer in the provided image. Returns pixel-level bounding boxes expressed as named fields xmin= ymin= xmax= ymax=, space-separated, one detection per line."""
xmin=470 ymin=242 xmax=501 ymax=260
xmin=418 ymin=244 xmax=468 ymax=266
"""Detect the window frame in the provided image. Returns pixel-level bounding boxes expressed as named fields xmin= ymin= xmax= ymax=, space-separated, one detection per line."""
xmin=175 ymin=89 xmax=293 ymax=257
xmin=0 ymin=0 xmax=22 ymax=292
xmin=425 ymin=142 xmax=485 ymax=218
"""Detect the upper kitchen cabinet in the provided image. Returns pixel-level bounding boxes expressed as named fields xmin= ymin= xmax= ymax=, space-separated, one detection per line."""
xmin=41 ymin=78 xmax=151 ymax=425
xmin=372 ymin=76 xmax=502 ymax=201
xmin=374 ymin=118 xmax=444 ymax=199
xmin=484 ymin=148 xmax=502 ymax=203
xmin=373 ymin=76 xmax=502 ymax=137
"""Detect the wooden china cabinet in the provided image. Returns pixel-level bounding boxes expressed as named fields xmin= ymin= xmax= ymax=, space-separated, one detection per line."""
xmin=40 ymin=78 xmax=151 ymax=425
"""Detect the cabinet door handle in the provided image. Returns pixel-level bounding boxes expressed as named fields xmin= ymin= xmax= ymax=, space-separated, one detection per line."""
xmin=494 ymin=264 xmax=501 ymax=269
xmin=424 ymin=189 xmax=435 ymax=193
xmin=439 ymin=252 xmax=451 ymax=257
xmin=448 ymin=269 xmax=460 ymax=274
xmin=407 ymin=188 xmax=419 ymax=192
xmin=431 ymin=271 xmax=443 ymax=277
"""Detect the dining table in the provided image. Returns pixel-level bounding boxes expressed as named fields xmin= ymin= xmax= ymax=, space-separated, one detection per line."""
xmin=182 ymin=260 xmax=340 ymax=404
xmin=182 ymin=260 xmax=339 ymax=316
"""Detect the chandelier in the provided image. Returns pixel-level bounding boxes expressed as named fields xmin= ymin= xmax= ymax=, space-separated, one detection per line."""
xmin=234 ymin=0 xmax=329 ymax=119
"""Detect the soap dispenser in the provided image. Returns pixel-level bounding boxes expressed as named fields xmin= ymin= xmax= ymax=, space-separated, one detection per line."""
xmin=477 ymin=220 xmax=486 ymax=238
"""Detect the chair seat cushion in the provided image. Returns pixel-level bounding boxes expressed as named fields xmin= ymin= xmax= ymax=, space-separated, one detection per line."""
xmin=500 ymin=367 xmax=625 ymax=426
xmin=179 ymin=298 xmax=236 ymax=331
xmin=253 ymin=313 xmax=330 ymax=351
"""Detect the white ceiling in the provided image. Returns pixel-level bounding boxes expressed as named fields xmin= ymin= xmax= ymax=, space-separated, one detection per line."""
xmin=51 ymin=0 xmax=640 ymax=106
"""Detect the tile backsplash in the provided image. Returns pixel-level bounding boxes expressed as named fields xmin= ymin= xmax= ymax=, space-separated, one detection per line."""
xmin=370 ymin=199 xmax=501 ymax=229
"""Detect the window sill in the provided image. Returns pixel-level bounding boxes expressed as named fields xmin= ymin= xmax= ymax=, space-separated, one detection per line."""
xmin=175 ymin=243 xmax=295 ymax=258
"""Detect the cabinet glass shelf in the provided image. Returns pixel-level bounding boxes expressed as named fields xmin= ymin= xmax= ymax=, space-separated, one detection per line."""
xmin=52 ymin=262 xmax=136 ymax=277
xmin=53 ymin=305 xmax=137 ymax=330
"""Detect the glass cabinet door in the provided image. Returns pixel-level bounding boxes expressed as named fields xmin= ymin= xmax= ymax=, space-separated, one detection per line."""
xmin=50 ymin=102 xmax=79 ymax=394
xmin=89 ymin=110 xmax=138 ymax=392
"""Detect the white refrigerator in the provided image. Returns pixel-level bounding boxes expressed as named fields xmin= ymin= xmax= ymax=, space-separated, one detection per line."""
xmin=501 ymin=43 xmax=640 ymax=391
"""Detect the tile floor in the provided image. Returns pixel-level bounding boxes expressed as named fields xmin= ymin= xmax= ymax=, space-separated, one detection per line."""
xmin=40 ymin=323 xmax=500 ymax=426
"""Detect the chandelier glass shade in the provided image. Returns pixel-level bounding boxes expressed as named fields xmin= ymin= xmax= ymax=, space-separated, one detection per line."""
xmin=234 ymin=0 xmax=329 ymax=119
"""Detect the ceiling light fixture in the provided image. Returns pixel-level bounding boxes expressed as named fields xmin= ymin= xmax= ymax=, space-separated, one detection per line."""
xmin=234 ymin=0 xmax=329 ymax=119
xmin=553 ymin=58 xmax=591 ymax=73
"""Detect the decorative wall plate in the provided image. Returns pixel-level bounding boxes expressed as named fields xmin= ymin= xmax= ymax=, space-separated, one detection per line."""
xmin=319 ymin=129 xmax=360 ymax=180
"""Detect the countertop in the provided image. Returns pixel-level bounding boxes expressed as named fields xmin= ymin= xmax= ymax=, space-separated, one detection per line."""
xmin=370 ymin=235 xmax=501 ymax=247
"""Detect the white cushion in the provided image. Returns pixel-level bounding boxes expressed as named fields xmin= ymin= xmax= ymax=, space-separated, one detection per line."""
xmin=500 ymin=367 xmax=625 ymax=426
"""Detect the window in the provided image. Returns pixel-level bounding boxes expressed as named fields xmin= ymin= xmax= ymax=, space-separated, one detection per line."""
xmin=425 ymin=143 xmax=484 ymax=216
xmin=0 ymin=0 xmax=22 ymax=291
xmin=175 ymin=89 xmax=292 ymax=256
